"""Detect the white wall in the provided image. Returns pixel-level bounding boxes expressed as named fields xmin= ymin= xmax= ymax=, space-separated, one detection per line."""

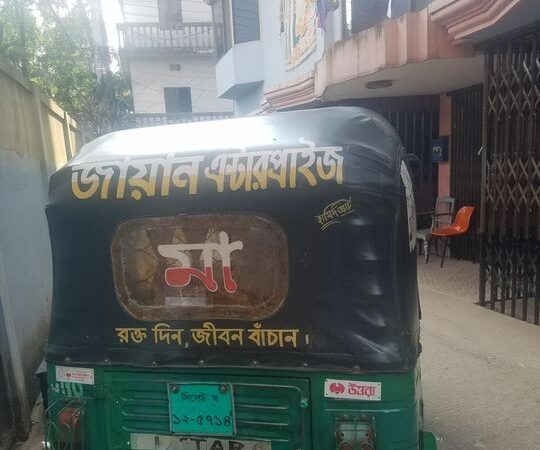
xmin=180 ymin=0 xmax=212 ymax=22
xmin=233 ymin=1 xmax=343 ymax=115
xmin=234 ymin=85 xmax=263 ymax=117
xmin=123 ymin=0 xmax=212 ymax=23
xmin=122 ymin=1 xmax=230 ymax=115
xmin=123 ymin=0 xmax=158 ymax=22
xmin=130 ymin=55 xmax=233 ymax=113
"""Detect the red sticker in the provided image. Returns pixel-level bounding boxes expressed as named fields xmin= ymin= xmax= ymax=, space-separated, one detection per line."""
xmin=324 ymin=379 xmax=381 ymax=401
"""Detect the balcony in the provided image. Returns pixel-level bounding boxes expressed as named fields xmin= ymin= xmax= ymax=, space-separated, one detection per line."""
xmin=117 ymin=22 xmax=222 ymax=55
xmin=125 ymin=112 xmax=234 ymax=128
xmin=215 ymin=40 xmax=264 ymax=99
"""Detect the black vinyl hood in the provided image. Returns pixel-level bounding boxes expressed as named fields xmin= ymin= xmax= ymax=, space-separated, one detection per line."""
xmin=46 ymin=107 xmax=420 ymax=373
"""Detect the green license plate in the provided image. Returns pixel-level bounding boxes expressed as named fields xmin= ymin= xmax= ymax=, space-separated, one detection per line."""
xmin=168 ymin=383 xmax=235 ymax=436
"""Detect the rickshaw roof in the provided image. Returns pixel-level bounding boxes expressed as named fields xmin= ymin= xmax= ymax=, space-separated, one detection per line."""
xmin=46 ymin=107 xmax=420 ymax=373
xmin=68 ymin=107 xmax=399 ymax=167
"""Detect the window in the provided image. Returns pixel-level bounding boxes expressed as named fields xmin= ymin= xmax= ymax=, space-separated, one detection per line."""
xmin=158 ymin=0 xmax=183 ymax=22
xmin=389 ymin=0 xmax=433 ymax=19
xmin=231 ymin=0 xmax=260 ymax=44
xmin=350 ymin=0 xmax=389 ymax=34
xmin=211 ymin=0 xmax=260 ymax=58
xmin=411 ymin=0 xmax=432 ymax=11
xmin=111 ymin=214 xmax=289 ymax=321
xmin=164 ymin=87 xmax=192 ymax=113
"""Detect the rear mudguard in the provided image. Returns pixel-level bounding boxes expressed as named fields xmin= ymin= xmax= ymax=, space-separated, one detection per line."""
xmin=422 ymin=431 xmax=439 ymax=450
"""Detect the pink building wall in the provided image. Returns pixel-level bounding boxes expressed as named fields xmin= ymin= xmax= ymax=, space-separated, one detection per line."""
xmin=438 ymin=93 xmax=451 ymax=197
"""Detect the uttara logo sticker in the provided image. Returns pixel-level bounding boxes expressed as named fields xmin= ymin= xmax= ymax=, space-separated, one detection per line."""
xmin=324 ymin=379 xmax=382 ymax=401
xmin=316 ymin=197 xmax=354 ymax=230
xmin=329 ymin=382 xmax=345 ymax=394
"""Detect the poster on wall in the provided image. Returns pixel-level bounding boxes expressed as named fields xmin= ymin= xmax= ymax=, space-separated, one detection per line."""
xmin=282 ymin=0 xmax=318 ymax=70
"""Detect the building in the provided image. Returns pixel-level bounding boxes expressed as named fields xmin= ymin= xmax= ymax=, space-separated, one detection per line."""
xmin=118 ymin=0 xmax=233 ymax=127
xmin=88 ymin=0 xmax=111 ymax=76
xmin=212 ymin=0 xmax=540 ymax=324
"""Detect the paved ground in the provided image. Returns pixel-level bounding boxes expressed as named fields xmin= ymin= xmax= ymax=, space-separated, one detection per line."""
xmin=419 ymin=257 xmax=540 ymax=450
xmin=417 ymin=253 xmax=480 ymax=303
xmin=12 ymin=256 xmax=540 ymax=450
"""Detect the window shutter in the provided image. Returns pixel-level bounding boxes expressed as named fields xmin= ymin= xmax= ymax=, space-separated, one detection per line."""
xmin=177 ymin=87 xmax=192 ymax=113
xmin=164 ymin=87 xmax=192 ymax=114
xmin=232 ymin=0 xmax=260 ymax=44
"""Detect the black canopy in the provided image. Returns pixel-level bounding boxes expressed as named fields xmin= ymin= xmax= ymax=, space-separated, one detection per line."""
xmin=46 ymin=107 xmax=420 ymax=373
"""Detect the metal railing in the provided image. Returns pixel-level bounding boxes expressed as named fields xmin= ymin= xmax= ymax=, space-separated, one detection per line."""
xmin=479 ymin=30 xmax=540 ymax=325
xmin=125 ymin=112 xmax=234 ymax=128
xmin=118 ymin=22 xmax=222 ymax=54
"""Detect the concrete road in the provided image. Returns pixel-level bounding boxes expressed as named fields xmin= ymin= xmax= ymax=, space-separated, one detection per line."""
xmin=419 ymin=284 xmax=540 ymax=450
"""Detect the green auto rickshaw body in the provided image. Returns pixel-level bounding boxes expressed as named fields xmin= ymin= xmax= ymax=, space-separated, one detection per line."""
xmin=45 ymin=107 xmax=438 ymax=450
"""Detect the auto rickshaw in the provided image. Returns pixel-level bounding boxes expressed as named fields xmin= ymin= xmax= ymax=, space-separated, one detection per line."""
xmin=44 ymin=107 xmax=438 ymax=450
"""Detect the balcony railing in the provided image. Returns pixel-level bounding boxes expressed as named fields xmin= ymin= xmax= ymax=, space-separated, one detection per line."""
xmin=125 ymin=112 xmax=234 ymax=128
xmin=118 ymin=22 xmax=223 ymax=55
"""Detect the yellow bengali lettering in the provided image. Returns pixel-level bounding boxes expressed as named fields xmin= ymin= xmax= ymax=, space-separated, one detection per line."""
xmin=190 ymin=322 xmax=218 ymax=346
xmin=114 ymin=324 xmax=303 ymax=349
xmin=72 ymin=146 xmax=343 ymax=200
xmin=152 ymin=323 xmax=183 ymax=345
xmin=247 ymin=324 xmax=299 ymax=348
xmin=114 ymin=327 xmax=148 ymax=344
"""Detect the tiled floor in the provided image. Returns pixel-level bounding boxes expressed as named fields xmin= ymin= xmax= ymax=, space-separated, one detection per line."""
xmin=417 ymin=253 xmax=480 ymax=303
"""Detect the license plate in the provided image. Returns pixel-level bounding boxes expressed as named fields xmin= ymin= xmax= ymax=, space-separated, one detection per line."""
xmin=130 ymin=434 xmax=271 ymax=450
xmin=168 ymin=383 xmax=235 ymax=435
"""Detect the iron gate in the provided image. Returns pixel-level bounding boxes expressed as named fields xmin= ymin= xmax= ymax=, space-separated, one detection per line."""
xmin=329 ymin=96 xmax=440 ymax=213
xmin=480 ymin=29 xmax=540 ymax=324
xmin=450 ymin=86 xmax=483 ymax=262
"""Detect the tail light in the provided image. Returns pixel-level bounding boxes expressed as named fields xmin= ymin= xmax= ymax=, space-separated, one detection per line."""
xmin=45 ymin=403 xmax=85 ymax=450
xmin=57 ymin=406 xmax=82 ymax=444
xmin=336 ymin=416 xmax=377 ymax=450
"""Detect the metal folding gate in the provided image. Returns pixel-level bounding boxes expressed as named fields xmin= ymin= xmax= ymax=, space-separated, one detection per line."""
xmin=480 ymin=29 xmax=540 ymax=324
xmin=450 ymin=86 xmax=483 ymax=262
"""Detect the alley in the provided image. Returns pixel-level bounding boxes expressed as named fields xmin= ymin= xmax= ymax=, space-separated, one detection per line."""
xmin=420 ymin=281 xmax=540 ymax=450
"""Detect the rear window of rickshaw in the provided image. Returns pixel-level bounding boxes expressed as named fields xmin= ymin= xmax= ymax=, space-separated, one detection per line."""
xmin=111 ymin=214 xmax=289 ymax=321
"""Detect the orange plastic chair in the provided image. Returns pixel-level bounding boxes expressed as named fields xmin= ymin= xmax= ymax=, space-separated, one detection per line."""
xmin=430 ymin=206 xmax=475 ymax=267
